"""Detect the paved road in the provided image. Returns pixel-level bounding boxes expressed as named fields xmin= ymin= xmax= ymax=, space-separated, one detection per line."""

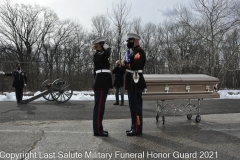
xmin=1 ymin=99 xmax=240 ymax=122
xmin=0 ymin=99 xmax=240 ymax=160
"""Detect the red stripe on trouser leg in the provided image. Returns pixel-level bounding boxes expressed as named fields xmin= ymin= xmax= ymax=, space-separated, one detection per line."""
xmin=136 ymin=114 xmax=138 ymax=133
xmin=98 ymin=90 xmax=103 ymax=134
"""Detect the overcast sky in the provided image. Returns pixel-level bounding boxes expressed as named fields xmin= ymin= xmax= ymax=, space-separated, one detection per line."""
xmin=11 ymin=0 xmax=191 ymax=30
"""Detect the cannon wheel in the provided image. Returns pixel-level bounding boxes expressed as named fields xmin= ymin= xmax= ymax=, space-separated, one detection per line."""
xmin=50 ymin=78 xmax=73 ymax=103
xmin=41 ymin=79 xmax=55 ymax=101
xmin=187 ymin=114 xmax=192 ymax=120
xmin=195 ymin=115 xmax=201 ymax=123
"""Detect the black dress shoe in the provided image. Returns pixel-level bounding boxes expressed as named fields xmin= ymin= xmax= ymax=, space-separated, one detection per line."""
xmin=126 ymin=130 xmax=136 ymax=136
xmin=126 ymin=131 xmax=142 ymax=136
xmin=103 ymin=130 xmax=108 ymax=134
xmin=94 ymin=132 xmax=108 ymax=137
xmin=126 ymin=130 xmax=131 ymax=133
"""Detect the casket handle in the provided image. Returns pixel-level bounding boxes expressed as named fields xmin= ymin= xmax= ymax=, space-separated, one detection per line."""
xmin=206 ymin=85 xmax=210 ymax=92
xmin=186 ymin=85 xmax=190 ymax=92
xmin=165 ymin=85 xmax=169 ymax=93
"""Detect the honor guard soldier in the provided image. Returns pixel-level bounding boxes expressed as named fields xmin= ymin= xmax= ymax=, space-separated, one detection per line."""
xmin=92 ymin=37 xmax=112 ymax=137
xmin=0 ymin=63 xmax=27 ymax=103
xmin=124 ymin=33 xmax=146 ymax=136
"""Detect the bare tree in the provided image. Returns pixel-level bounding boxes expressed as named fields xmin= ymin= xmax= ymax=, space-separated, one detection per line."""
xmin=0 ymin=0 xmax=58 ymax=89
xmin=217 ymin=29 xmax=240 ymax=88
xmin=91 ymin=14 xmax=114 ymax=56
xmin=175 ymin=0 xmax=240 ymax=76
xmin=91 ymin=14 xmax=111 ymax=37
xmin=108 ymin=0 xmax=131 ymax=61
xmin=128 ymin=17 xmax=143 ymax=34
xmin=141 ymin=22 xmax=159 ymax=73
xmin=42 ymin=19 xmax=76 ymax=79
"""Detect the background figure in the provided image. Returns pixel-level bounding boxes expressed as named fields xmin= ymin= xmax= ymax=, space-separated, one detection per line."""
xmin=112 ymin=60 xmax=125 ymax=106
xmin=92 ymin=37 xmax=112 ymax=137
xmin=124 ymin=33 xmax=146 ymax=136
xmin=0 ymin=63 xmax=27 ymax=103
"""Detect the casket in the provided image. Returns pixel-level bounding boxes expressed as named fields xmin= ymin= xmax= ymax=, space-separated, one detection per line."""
xmin=142 ymin=74 xmax=220 ymax=124
xmin=142 ymin=74 xmax=219 ymax=100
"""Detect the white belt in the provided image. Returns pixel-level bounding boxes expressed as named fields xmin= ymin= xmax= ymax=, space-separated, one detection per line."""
xmin=96 ymin=69 xmax=110 ymax=74
xmin=126 ymin=69 xmax=142 ymax=73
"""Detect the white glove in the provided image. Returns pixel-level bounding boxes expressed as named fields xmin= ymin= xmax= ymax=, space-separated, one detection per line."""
xmin=130 ymin=49 xmax=133 ymax=54
xmin=103 ymin=43 xmax=109 ymax=50
xmin=121 ymin=58 xmax=125 ymax=65
xmin=24 ymin=84 xmax=27 ymax=87
xmin=0 ymin=71 xmax=5 ymax=74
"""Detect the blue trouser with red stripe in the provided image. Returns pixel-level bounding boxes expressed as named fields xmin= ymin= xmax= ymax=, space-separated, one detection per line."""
xmin=93 ymin=89 xmax=108 ymax=135
xmin=128 ymin=89 xmax=143 ymax=134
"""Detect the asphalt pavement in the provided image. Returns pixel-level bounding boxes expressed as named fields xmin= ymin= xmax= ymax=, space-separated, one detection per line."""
xmin=0 ymin=99 xmax=240 ymax=160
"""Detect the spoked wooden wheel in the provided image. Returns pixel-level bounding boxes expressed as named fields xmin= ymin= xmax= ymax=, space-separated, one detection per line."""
xmin=50 ymin=78 xmax=73 ymax=103
xmin=41 ymin=79 xmax=55 ymax=101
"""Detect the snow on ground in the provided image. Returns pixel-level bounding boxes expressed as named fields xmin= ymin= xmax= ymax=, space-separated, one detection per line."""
xmin=0 ymin=90 xmax=128 ymax=101
xmin=0 ymin=90 xmax=239 ymax=101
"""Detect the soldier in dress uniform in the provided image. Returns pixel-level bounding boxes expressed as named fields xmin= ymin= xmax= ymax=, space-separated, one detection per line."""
xmin=0 ymin=63 xmax=27 ymax=103
xmin=123 ymin=33 xmax=146 ymax=136
xmin=92 ymin=37 xmax=112 ymax=137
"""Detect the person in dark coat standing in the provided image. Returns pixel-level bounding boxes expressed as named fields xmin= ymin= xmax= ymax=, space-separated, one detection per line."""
xmin=112 ymin=60 xmax=125 ymax=106
xmin=0 ymin=63 xmax=27 ymax=103
xmin=92 ymin=37 xmax=112 ymax=137
xmin=123 ymin=33 xmax=146 ymax=136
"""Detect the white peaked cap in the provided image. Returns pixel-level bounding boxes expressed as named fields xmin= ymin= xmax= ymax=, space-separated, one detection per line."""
xmin=127 ymin=33 xmax=141 ymax=40
xmin=92 ymin=37 xmax=106 ymax=45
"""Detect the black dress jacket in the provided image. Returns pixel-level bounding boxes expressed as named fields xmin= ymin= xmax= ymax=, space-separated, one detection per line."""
xmin=125 ymin=46 xmax=147 ymax=91
xmin=93 ymin=48 xmax=113 ymax=89
xmin=5 ymin=70 xmax=27 ymax=88
xmin=112 ymin=65 xmax=125 ymax=87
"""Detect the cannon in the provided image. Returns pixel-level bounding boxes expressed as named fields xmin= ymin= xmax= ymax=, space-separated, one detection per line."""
xmin=21 ymin=78 xmax=73 ymax=103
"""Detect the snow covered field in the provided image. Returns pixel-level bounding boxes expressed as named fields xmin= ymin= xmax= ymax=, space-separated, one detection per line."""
xmin=0 ymin=90 xmax=239 ymax=101
xmin=0 ymin=91 xmax=127 ymax=101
